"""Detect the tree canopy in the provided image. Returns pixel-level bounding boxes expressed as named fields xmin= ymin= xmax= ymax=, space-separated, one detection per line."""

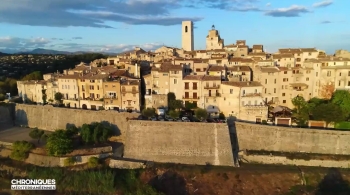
xmin=291 ymin=96 xmax=309 ymax=126
xmin=169 ymin=100 xmax=183 ymax=110
xmin=80 ymin=122 xmax=112 ymax=144
xmin=331 ymin=90 xmax=350 ymax=118
xmin=54 ymin=92 xmax=63 ymax=103
xmin=168 ymin=110 xmax=180 ymax=119
xmin=46 ymin=130 xmax=73 ymax=156
xmin=29 ymin=128 xmax=45 ymax=143
xmin=10 ymin=141 xmax=35 ymax=161
xmin=195 ymin=108 xmax=208 ymax=120
xmin=142 ymin=108 xmax=156 ymax=118
xmin=312 ymin=103 xmax=345 ymax=127
xmin=22 ymin=71 xmax=43 ymax=81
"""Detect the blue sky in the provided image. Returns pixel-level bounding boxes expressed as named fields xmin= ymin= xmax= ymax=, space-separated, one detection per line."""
xmin=0 ymin=0 xmax=349 ymax=54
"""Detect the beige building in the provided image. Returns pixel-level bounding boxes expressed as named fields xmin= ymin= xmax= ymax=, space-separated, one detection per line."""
xmin=17 ymin=80 xmax=50 ymax=104
xmin=57 ymin=75 xmax=80 ymax=108
xmin=182 ymin=21 xmax=194 ymax=51
xmin=120 ymin=79 xmax=141 ymax=112
xmin=78 ymin=73 xmax=107 ymax=110
xmin=220 ymin=81 xmax=268 ymax=122
xmin=227 ymin=66 xmax=252 ymax=82
xmin=206 ymin=25 xmax=224 ymax=50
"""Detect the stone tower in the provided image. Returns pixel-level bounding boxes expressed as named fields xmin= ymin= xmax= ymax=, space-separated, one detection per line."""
xmin=182 ymin=21 xmax=194 ymax=51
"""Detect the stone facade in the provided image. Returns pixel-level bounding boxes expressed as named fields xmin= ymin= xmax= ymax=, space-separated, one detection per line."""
xmin=124 ymin=120 xmax=235 ymax=166
xmin=14 ymin=104 xmax=138 ymax=140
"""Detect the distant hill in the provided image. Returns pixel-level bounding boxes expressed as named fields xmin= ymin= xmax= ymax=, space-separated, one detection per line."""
xmin=0 ymin=52 xmax=8 ymax=56
xmin=16 ymin=48 xmax=118 ymax=56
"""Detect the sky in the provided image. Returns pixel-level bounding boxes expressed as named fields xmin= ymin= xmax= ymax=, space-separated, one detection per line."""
xmin=0 ymin=0 xmax=349 ymax=54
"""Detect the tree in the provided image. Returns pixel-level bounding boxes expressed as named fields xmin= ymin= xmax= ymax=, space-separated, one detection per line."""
xmin=80 ymin=124 xmax=94 ymax=144
xmin=185 ymin=102 xmax=197 ymax=110
xmin=142 ymin=108 xmax=156 ymax=118
xmin=312 ymin=103 xmax=345 ymax=127
xmin=29 ymin=128 xmax=44 ymax=143
xmin=22 ymin=71 xmax=43 ymax=81
xmin=291 ymin=96 xmax=309 ymax=127
xmin=10 ymin=141 xmax=34 ymax=161
xmin=319 ymin=82 xmax=335 ymax=99
xmin=195 ymin=108 xmax=208 ymax=121
xmin=219 ymin=112 xmax=226 ymax=120
xmin=308 ymin=97 xmax=328 ymax=114
xmin=167 ymin=92 xmax=176 ymax=103
xmin=80 ymin=122 xmax=112 ymax=145
xmin=46 ymin=130 xmax=73 ymax=156
xmin=42 ymin=89 xmax=47 ymax=104
xmin=169 ymin=100 xmax=183 ymax=110
xmin=169 ymin=110 xmax=180 ymax=119
xmin=54 ymin=92 xmax=63 ymax=104
xmin=331 ymin=90 xmax=350 ymax=118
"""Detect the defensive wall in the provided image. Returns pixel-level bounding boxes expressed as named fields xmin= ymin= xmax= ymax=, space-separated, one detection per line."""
xmin=12 ymin=104 xmax=138 ymax=140
xmin=234 ymin=122 xmax=350 ymax=155
xmin=124 ymin=120 xmax=235 ymax=166
xmin=0 ymin=105 xmax=14 ymax=124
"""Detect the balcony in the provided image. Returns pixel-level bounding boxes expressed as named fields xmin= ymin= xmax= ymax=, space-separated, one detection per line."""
xmin=204 ymin=85 xmax=220 ymax=89
xmin=184 ymin=87 xmax=198 ymax=90
xmin=104 ymin=95 xmax=118 ymax=99
xmin=183 ymin=96 xmax=200 ymax=100
xmin=241 ymin=93 xmax=262 ymax=97
xmin=204 ymin=93 xmax=221 ymax=97
xmin=121 ymin=90 xmax=139 ymax=94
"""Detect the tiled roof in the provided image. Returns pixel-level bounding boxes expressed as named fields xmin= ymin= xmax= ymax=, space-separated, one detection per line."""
xmin=227 ymin=66 xmax=251 ymax=71
xmin=208 ymin=65 xmax=225 ymax=71
xmin=222 ymin=81 xmax=262 ymax=87
xmin=260 ymin=67 xmax=280 ymax=73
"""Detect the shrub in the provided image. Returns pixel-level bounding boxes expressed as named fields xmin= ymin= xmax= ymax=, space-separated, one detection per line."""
xmin=262 ymin=120 xmax=268 ymax=125
xmin=10 ymin=141 xmax=34 ymax=161
xmin=64 ymin=157 xmax=76 ymax=166
xmin=88 ymin=157 xmax=99 ymax=168
xmin=46 ymin=130 xmax=73 ymax=156
xmin=29 ymin=128 xmax=44 ymax=143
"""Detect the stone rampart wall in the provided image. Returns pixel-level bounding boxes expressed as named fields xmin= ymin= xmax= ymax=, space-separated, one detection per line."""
xmin=234 ymin=122 xmax=350 ymax=155
xmin=14 ymin=104 xmax=139 ymax=140
xmin=124 ymin=120 xmax=235 ymax=166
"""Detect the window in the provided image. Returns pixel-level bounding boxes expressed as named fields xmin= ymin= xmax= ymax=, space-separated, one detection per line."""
xmin=284 ymin=71 xmax=287 ymax=74
xmin=306 ymin=77 xmax=309 ymax=81
xmin=348 ymin=81 xmax=350 ymax=86
xmin=185 ymin=26 xmax=188 ymax=32
xmin=230 ymin=89 xmax=233 ymax=94
xmin=283 ymin=100 xmax=286 ymax=103
xmin=327 ymin=71 xmax=331 ymax=77
xmin=348 ymin=71 xmax=350 ymax=76
xmin=274 ymin=79 xmax=276 ymax=84
xmin=282 ymin=93 xmax=285 ymax=96
xmin=185 ymin=82 xmax=189 ymax=89
xmin=283 ymin=78 xmax=288 ymax=82
xmin=265 ymin=79 xmax=267 ymax=84
xmin=340 ymin=72 xmax=342 ymax=76
xmin=274 ymin=88 xmax=276 ymax=93
xmin=193 ymin=83 xmax=197 ymax=90
xmin=339 ymin=81 xmax=341 ymax=86
xmin=174 ymin=79 xmax=177 ymax=84
xmin=264 ymin=88 xmax=267 ymax=93
xmin=316 ymin=72 xmax=318 ymax=77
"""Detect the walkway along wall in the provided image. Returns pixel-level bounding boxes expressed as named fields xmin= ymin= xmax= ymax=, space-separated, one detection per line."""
xmin=234 ymin=122 xmax=350 ymax=155
xmin=14 ymin=104 xmax=138 ymax=140
xmin=124 ymin=120 xmax=235 ymax=166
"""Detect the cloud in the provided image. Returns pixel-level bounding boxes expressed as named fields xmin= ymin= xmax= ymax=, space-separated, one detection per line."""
xmin=0 ymin=36 xmax=162 ymax=53
xmin=0 ymin=0 xmax=202 ymax=28
xmin=321 ymin=20 xmax=332 ymax=24
xmin=312 ymin=0 xmax=333 ymax=8
xmin=266 ymin=3 xmax=271 ymax=7
xmin=72 ymin=37 xmax=83 ymax=39
xmin=0 ymin=37 xmax=50 ymax=49
xmin=265 ymin=5 xmax=310 ymax=17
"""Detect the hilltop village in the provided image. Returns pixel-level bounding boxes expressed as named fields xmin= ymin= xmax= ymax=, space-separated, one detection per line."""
xmin=16 ymin=21 xmax=350 ymax=123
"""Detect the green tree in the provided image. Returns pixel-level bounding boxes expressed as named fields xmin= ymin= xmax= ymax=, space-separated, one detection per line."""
xmin=64 ymin=157 xmax=76 ymax=166
xmin=308 ymin=97 xmax=328 ymax=114
xmin=168 ymin=110 xmax=180 ymax=119
xmin=29 ymin=128 xmax=45 ymax=143
xmin=312 ymin=103 xmax=345 ymax=127
xmin=185 ymin=102 xmax=197 ymax=110
xmin=54 ymin=92 xmax=63 ymax=104
xmin=80 ymin=124 xmax=94 ymax=144
xmin=42 ymin=89 xmax=47 ymax=104
xmin=291 ymin=96 xmax=309 ymax=127
xmin=331 ymin=90 xmax=350 ymax=118
xmin=22 ymin=71 xmax=43 ymax=81
xmin=10 ymin=141 xmax=34 ymax=161
xmin=46 ymin=130 xmax=73 ymax=156
xmin=88 ymin=157 xmax=99 ymax=168
xmin=142 ymin=108 xmax=156 ymax=118
xmin=195 ymin=108 xmax=208 ymax=121
xmin=167 ymin=92 xmax=176 ymax=103
xmin=169 ymin=100 xmax=183 ymax=110
xmin=219 ymin=112 xmax=226 ymax=120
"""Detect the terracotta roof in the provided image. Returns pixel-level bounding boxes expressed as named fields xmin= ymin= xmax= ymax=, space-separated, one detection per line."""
xmin=202 ymin=75 xmax=221 ymax=81
xmin=183 ymin=75 xmax=203 ymax=80
xmin=58 ymin=75 xmax=80 ymax=79
xmin=152 ymin=63 xmax=182 ymax=72
xmin=248 ymin=52 xmax=267 ymax=56
xmin=260 ymin=67 xmax=280 ymax=73
xmin=222 ymin=81 xmax=262 ymax=87
xmin=110 ymin=70 xmax=127 ymax=77
xmin=228 ymin=57 xmax=254 ymax=63
xmin=227 ymin=66 xmax=251 ymax=71
xmin=279 ymin=48 xmax=318 ymax=53
xmin=208 ymin=65 xmax=225 ymax=71
xmin=272 ymin=54 xmax=294 ymax=59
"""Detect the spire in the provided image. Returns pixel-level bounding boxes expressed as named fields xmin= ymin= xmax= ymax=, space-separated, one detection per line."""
xmin=212 ymin=25 xmax=215 ymax=30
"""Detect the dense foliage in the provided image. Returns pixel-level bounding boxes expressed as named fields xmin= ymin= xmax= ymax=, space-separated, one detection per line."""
xmin=64 ymin=157 xmax=76 ymax=166
xmin=195 ymin=108 xmax=208 ymax=120
xmin=80 ymin=122 xmax=112 ymax=144
xmin=168 ymin=110 xmax=180 ymax=119
xmin=88 ymin=157 xmax=100 ymax=168
xmin=29 ymin=128 xmax=45 ymax=143
xmin=27 ymin=167 xmax=162 ymax=195
xmin=46 ymin=130 xmax=73 ymax=156
xmin=21 ymin=71 xmax=43 ymax=81
xmin=142 ymin=108 xmax=156 ymax=118
xmin=10 ymin=141 xmax=34 ymax=161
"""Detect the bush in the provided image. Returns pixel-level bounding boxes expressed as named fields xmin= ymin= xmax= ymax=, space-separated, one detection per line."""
xmin=262 ymin=120 xmax=268 ymax=125
xmin=10 ymin=141 xmax=35 ymax=161
xmin=29 ymin=128 xmax=44 ymax=143
xmin=64 ymin=157 xmax=76 ymax=166
xmin=335 ymin=121 xmax=350 ymax=130
xmin=88 ymin=157 xmax=99 ymax=168
xmin=80 ymin=122 xmax=112 ymax=145
xmin=46 ymin=130 xmax=73 ymax=156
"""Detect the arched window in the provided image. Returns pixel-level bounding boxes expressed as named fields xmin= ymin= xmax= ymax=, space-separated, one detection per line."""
xmin=185 ymin=26 xmax=188 ymax=33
